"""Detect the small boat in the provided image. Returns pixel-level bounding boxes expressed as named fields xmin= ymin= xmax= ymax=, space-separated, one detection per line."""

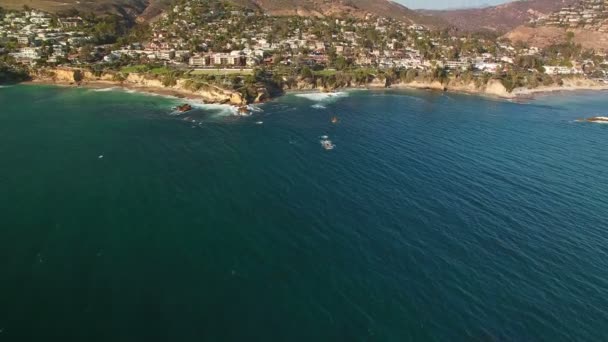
xmin=320 ymin=135 xmax=329 ymax=139
xmin=331 ymin=116 xmax=339 ymax=124
xmin=175 ymin=104 xmax=192 ymax=113
xmin=320 ymin=139 xmax=335 ymax=150
xmin=585 ymin=116 xmax=608 ymax=123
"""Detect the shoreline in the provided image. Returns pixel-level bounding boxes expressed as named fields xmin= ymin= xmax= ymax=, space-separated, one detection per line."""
xmin=17 ymin=77 xmax=608 ymax=105
xmin=512 ymin=84 xmax=608 ymax=98
xmin=23 ymin=79 xmax=205 ymax=101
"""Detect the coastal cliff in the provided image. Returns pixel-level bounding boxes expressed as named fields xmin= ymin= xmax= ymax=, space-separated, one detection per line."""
xmin=27 ymin=67 xmax=608 ymax=102
xmin=385 ymin=78 xmax=514 ymax=98
xmin=29 ymin=67 xmax=248 ymax=105
xmin=392 ymin=76 xmax=608 ymax=98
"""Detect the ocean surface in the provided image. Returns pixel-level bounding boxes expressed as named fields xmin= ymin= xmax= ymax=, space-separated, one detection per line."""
xmin=1 ymin=85 xmax=607 ymax=341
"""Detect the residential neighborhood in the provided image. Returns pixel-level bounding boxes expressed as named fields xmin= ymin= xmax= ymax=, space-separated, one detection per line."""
xmin=533 ymin=0 xmax=608 ymax=31
xmin=1 ymin=0 xmax=608 ymax=92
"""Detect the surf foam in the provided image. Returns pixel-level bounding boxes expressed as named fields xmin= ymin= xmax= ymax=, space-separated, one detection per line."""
xmin=294 ymin=91 xmax=349 ymax=102
xmin=189 ymin=102 xmax=238 ymax=116
xmin=91 ymin=87 xmax=120 ymax=92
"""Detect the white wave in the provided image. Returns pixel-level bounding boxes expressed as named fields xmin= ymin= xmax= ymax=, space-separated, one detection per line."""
xmin=247 ymin=104 xmax=264 ymax=112
xmin=311 ymin=104 xmax=327 ymax=109
xmin=0 ymin=85 xmax=12 ymax=89
xmin=294 ymin=91 xmax=349 ymax=102
xmin=91 ymin=86 xmax=182 ymax=101
xmin=119 ymin=88 xmax=164 ymax=97
xmin=189 ymin=102 xmax=238 ymax=116
xmin=91 ymin=87 xmax=120 ymax=92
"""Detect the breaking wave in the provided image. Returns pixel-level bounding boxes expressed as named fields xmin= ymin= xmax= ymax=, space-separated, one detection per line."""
xmin=91 ymin=87 xmax=120 ymax=92
xmin=189 ymin=102 xmax=238 ymax=116
xmin=294 ymin=91 xmax=349 ymax=102
xmin=247 ymin=104 xmax=264 ymax=113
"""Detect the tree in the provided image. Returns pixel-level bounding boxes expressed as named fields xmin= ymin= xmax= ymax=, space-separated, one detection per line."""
xmin=73 ymin=70 xmax=84 ymax=83
xmin=566 ymin=31 xmax=575 ymax=42
xmin=401 ymin=69 xmax=417 ymax=83
xmin=432 ymin=66 xmax=448 ymax=84
xmin=334 ymin=56 xmax=349 ymax=71
xmin=79 ymin=45 xmax=94 ymax=63
xmin=515 ymin=55 xmax=544 ymax=72
xmin=92 ymin=15 xmax=125 ymax=44
xmin=300 ymin=66 xmax=313 ymax=80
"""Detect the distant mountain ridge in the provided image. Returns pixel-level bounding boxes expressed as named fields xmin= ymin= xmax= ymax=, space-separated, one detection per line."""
xmin=0 ymin=0 xmax=446 ymax=27
xmin=0 ymin=0 xmax=150 ymax=17
xmin=421 ymin=0 xmax=578 ymax=32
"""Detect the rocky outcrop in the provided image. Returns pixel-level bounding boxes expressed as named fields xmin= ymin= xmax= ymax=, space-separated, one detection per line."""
xmin=124 ymin=73 xmax=164 ymax=88
xmin=28 ymin=67 xmax=607 ymax=103
xmin=390 ymin=78 xmax=512 ymax=98
xmin=30 ymin=67 xmax=247 ymax=105
xmin=395 ymin=80 xmax=445 ymax=91
xmin=482 ymin=79 xmax=512 ymax=98
xmin=254 ymin=87 xmax=270 ymax=103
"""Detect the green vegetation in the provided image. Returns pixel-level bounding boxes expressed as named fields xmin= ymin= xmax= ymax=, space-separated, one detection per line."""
xmin=120 ymin=65 xmax=149 ymax=73
xmin=161 ymin=72 xmax=179 ymax=87
xmin=313 ymin=69 xmax=337 ymax=77
xmin=188 ymin=69 xmax=253 ymax=76
xmin=0 ymin=61 xmax=30 ymax=84
xmin=120 ymin=64 xmax=172 ymax=75
xmin=543 ymin=42 xmax=582 ymax=67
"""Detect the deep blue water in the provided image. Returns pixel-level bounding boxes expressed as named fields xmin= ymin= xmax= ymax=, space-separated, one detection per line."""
xmin=1 ymin=85 xmax=607 ymax=341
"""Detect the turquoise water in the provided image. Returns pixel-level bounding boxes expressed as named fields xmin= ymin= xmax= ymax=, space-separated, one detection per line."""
xmin=1 ymin=85 xmax=608 ymax=341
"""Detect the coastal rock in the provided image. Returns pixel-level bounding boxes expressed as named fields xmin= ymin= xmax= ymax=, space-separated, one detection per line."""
xmin=230 ymin=92 xmax=246 ymax=105
xmin=29 ymin=68 xmax=250 ymax=105
xmin=32 ymin=67 xmax=94 ymax=83
xmin=254 ymin=88 xmax=270 ymax=103
xmin=237 ymin=106 xmax=250 ymax=116
xmin=395 ymin=80 xmax=445 ymax=91
xmin=125 ymin=73 xmax=164 ymax=88
xmin=367 ymin=78 xmax=387 ymax=88
xmin=295 ymin=80 xmax=316 ymax=90
xmin=176 ymin=104 xmax=192 ymax=113
xmin=484 ymin=79 xmax=512 ymax=98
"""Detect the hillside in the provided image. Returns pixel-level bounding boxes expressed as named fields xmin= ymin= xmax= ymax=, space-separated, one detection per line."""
xmin=0 ymin=0 xmax=149 ymax=17
xmin=245 ymin=0 xmax=442 ymax=25
xmin=0 ymin=0 xmax=446 ymax=26
xmin=503 ymin=0 xmax=608 ymax=50
xmin=422 ymin=0 xmax=577 ymax=32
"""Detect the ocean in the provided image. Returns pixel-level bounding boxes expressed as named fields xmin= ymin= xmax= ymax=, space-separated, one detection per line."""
xmin=1 ymin=85 xmax=607 ymax=341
